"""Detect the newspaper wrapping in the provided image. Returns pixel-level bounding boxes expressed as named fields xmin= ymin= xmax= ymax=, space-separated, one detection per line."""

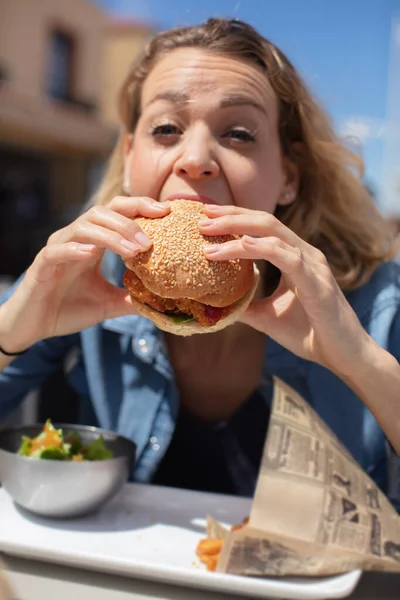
xmin=209 ymin=378 xmax=400 ymax=576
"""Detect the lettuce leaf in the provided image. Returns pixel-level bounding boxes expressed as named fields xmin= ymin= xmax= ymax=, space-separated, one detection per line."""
xmin=17 ymin=421 xmax=114 ymax=461
xmin=169 ymin=314 xmax=193 ymax=324
xmin=34 ymin=446 xmax=66 ymax=460
xmin=85 ymin=436 xmax=114 ymax=461
xmin=17 ymin=436 xmax=32 ymax=456
xmin=64 ymin=430 xmax=83 ymax=455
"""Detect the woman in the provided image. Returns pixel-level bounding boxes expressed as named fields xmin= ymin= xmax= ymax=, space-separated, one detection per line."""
xmin=0 ymin=19 xmax=399 ymax=501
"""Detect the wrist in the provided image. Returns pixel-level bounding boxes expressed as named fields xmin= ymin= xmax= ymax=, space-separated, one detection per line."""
xmin=336 ymin=337 xmax=397 ymax=404
xmin=0 ymin=343 xmax=30 ymax=356
xmin=0 ymin=302 xmax=37 ymax=354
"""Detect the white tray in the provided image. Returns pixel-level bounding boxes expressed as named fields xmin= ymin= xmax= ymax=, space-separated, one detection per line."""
xmin=0 ymin=483 xmax=361 ymax=599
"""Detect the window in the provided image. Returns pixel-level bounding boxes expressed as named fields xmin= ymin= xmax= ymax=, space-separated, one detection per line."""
xmin=48 ymin=30 xmax=74 ymax=101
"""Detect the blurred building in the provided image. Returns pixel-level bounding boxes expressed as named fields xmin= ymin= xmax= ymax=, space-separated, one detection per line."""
xmin=0 ymin=7 xmax=158 ymax=427
xmin=100 ymin=19 xmax=156 ymax=131
xmin=0 ymin=0 xmax=115 ymax=278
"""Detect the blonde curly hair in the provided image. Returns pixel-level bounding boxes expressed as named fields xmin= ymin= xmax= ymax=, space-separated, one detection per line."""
xmin=94 ymin=18 xmax=396 ymax=289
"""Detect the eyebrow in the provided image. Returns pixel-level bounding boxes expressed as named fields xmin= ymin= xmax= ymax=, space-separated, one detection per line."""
xmin=146 ymin=91 xmax=267 ymax=115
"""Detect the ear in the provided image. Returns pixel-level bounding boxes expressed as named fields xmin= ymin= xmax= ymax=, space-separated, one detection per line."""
xmin=123 ymin=133 xmax=133 ymax=157
xmin=277 ymin=152 xmax=301 ymax=207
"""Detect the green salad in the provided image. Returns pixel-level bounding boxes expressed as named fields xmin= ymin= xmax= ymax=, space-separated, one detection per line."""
xmin=17 ymin=419 xmax=114 ymax=461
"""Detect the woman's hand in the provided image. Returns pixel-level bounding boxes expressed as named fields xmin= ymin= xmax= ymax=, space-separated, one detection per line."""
xmin=200 ymin=204 xmax=373 ymax=379
xmin=0 ymin=197 xmax=169 ymax=352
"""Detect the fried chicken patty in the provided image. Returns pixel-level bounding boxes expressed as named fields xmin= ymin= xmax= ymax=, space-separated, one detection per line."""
xmin=123 ymin=270 xmax=233 ymax=326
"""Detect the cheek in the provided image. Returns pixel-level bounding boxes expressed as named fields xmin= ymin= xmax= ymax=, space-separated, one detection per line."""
xmin=230 ymin=155 xmax=284 ymax=213
xmin=128 ymin=147 xmax=169 ymax=197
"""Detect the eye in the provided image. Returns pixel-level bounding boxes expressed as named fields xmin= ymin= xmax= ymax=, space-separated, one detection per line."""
xmin=223 ymin=128 xmax=256 ymax=143
xmin=151 ymin=123 xmax=181 ymax=138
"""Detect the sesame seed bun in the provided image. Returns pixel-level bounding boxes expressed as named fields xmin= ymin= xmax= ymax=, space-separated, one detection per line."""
xmin=123 ymin=199 xmax=259 ymax=335
xmin=125 ymin=200 xmax=255 ymax=305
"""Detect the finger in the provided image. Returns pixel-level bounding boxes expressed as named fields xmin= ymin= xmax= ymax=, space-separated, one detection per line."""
xmin=86 ymin=205 xmax=155 ymax=249
xmin=238 ymin=296 xmax=287 ymax=335
xmin=202 ymin=204 xmax=246 ymax=217
xmin=53 ymin=220 xmax=151 ymax=258
xmin=239 ymin=282 xmax=307 ymax=342
xmin=107 ymin=196 xmax=170 ymax=219
xmin=30 ymin=243 xmax=100 ymax=283
xmin=205 ymin=235 xmax=304 ymax=276
xmin=239 ymin=297 xmax=273 ymax=329
xmin=51 ymin=198 xmax=170 ymax=248
xmin=199 ymin=209 xmax=300 ymax=247
xmin=100 ymin=282 xmax=140 ymax=319
xmin=206 ymin=235 xmax=333 ymax=308
xmin=202 ymin=203 xmax=277 ymax=225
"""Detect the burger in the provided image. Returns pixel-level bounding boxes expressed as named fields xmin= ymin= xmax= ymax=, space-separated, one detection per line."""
xmin=123 ymin=199 xmax=260 ymax=336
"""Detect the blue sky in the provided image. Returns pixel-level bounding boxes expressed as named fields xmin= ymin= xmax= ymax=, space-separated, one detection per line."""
xmin=95 ymin=0 xmax=399 ymax=211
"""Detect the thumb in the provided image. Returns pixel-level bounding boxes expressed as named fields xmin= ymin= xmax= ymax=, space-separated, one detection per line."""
xmin=239 ymin=297 xmax=274 ymax=331
xmin=103 ymin=283 xmax=138 ymax=319
xmin=240 ymin=274 xmax=291 ymax=328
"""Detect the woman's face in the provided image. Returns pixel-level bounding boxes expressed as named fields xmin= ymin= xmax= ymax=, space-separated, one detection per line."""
xmin=124 ymin=48 xmax=298 ymax=211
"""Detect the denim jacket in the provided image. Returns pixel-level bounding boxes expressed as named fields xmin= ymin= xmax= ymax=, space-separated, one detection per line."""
xmin=1 ymin=253 xmax=400 ymax=502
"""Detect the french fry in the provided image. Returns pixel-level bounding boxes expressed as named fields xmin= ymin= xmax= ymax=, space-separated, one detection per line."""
xmin=196 ymin=538 xmax=223 ymax=556
xmin=205 ymin=555 xmax=219 ymax=572
xmin=231 ymin=516 xmax=249 ymax=532
xmin=196 ymin=516 xmax=249 ymax=572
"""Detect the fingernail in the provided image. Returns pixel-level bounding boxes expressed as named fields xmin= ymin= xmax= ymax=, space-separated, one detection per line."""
xmin=79 ymin=244 xmax=96 ymax=253
xmin=204 ymin=245 xmax=220 ymax=254
xmin=199 ymin=219 xmax=212 ymax=227
xmin=120 ymin=239 xmax=139 ymax=252
xmin=204 ymin=204 xmax=219 ymax=211
xmin=242 ymin=235 xmax=257 ymax=245
xmin=152 ymin=202 xmax=167 ymax=211
xmin=133 ymin=232 xmax=152 ymax=248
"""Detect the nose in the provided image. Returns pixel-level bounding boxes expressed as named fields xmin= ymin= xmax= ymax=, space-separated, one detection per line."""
xmin=173 ymin=127 xmax=219 ymax=180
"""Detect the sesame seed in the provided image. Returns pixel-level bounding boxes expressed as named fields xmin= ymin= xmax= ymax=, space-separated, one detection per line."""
xmin=131 ymin=199 xmax=253 ymax=303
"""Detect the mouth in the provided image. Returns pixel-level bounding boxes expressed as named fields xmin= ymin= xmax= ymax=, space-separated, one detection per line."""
xmin=163 ymin=194 xmax=217 ymax=205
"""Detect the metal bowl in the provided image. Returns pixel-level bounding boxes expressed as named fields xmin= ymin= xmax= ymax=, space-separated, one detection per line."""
xmin=0 ymin=423 xmax=136 ymax=519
